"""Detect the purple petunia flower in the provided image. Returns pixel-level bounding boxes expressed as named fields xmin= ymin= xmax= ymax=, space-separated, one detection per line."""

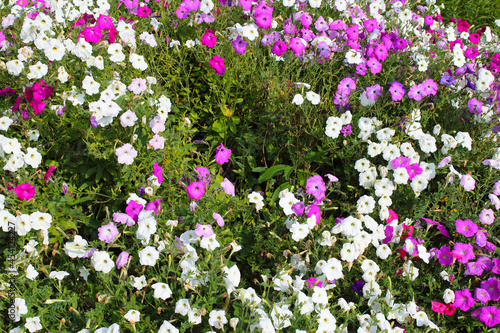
xmin=481 ymin=277 xmax=500 ymax=301
xmin=437 ymin=245 xmax=454 ymax=266
xmin=440 ymin=75 xmax=457 ymax=86
xmin=475 ymin=288 xmax=491 ymax=305
xmin=232 ymin=35 xmax=247 ymax=54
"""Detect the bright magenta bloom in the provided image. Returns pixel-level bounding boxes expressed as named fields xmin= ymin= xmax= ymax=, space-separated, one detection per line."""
xmin=153 ymin=162 xmax=164 ymax=185
xmin=215 ymin=143 xmax=231 ymax=164
xmin=453 ymin=289 xmax=475 ymax=311
xmin=209 ymin=56 xmax=226 ymax=75
xmin=14 ymin=183 xmax=35 ymax=200
xmin=186 ymin=181 xmax=205 ymax=201
xmin=201 ymin=29 xmax=217 ymax=47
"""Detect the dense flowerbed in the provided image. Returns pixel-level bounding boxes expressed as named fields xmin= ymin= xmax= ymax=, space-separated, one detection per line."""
xmin=1 ymin=0 xmax=500 ymax=332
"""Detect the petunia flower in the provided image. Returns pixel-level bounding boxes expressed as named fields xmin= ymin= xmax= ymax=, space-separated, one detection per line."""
xmin=14 ymin=183 xmax=36 ymax=201
xmin=453 ymin=289 xmax=475 ymax=311
xmin=186 ymin=181 xmax=205 ymax=201
xmin=153 ymin=162 xmax=164 ymax=185
xmin=221 ymin=178 xmax=235 ymax=197
xmin=215 ymin=143 xmax=231 ymax=164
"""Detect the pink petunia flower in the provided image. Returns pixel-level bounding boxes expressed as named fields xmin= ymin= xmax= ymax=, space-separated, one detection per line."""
xmin=14 ymin=183 xmax=36 ymax=201
xmin=213 ymin=212 xmax=224 ymax=227
xmin=195 ymin=223 xmax=214 ymax=237
xmin=98 ymin=222 xmax=119 ymax=243
xmin=221 ymin=178 xmax=235 ymax=197
xmin=460 ymin=174 xmax=476 ymax=191
xmin=186 ymin=181 xmax=205 ymax=201
xmin=116 ymin=251 xmax=129 ymax=269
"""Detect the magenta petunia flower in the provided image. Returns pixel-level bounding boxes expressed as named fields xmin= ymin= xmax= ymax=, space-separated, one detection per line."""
xmin=96 ymin=14 xmax=114 ymax=30
xmin=408 ymin=84 xmax=425 ymax=101
xmin=289 ymin=37 xmax=306 ymax=55
xmin=215 ymin=143 xmax=231 ymax=165
xmin=255 ymin=11 xmax=273 ymax=29
xmin=186 ymin=181 xmax=205 ymax=201
xmin=145 ymin=199 xmax=162 ymax=215
xmin=453 ymin=289 xmax=476 ymax=311
xmin=453 ymin=242 xmax=475 ymax=263
xmin=478 ymin=306 xmax=500 ymax=327
xmin=406 ymin=163 xmax=423 ymax=181
xmin=209 ymin=55 xmax=226 ymax=75
xmin=391 ymin=156 xmax=411 ymax=169
xmin=388 ymin=81 xmax=406 ymax=101
xmin=82 ymin=25 xmax=103 ymax=43
xmin=195 ymin=223 xmax=214 ymax=237
xmin=456 ymin=219 xmax=478 ymax=237
xmin=337 ymin=77 xmax=356 ymax=95
xmin=307 ymin=204 xmax=321 ymax=224
xmin=126 ymin=200 xmax=143 ymax=222
xmin=363 ymin=18 xmax=379 ymax=33
xmin=373 ymin=44 xmax=388 ymax=62
xmin=367 ymin=57 xmax=382 ymax=74
xmin=137 ymin=5 xmax=151 ymax=17
xmin=345 ymin=24 xmax=359 ymax=41
xmin=201 ymin=29 xmax=217 ymax=47
xmin=98 ymin=222 xmax=119 ymax=243
xmin=493 ymin=258 xmax=500 ymax=274
xmin=153 ymin=162 xmax=164 ymax=185
xmin=271 ymin=41 xmax=287 ymax=56
xmin=116 ymin=251 xmax=129 ymax=269
xmin=176 ymin=5 xmax=190 ymax=19
xmin=14 ymin=183 xmax=36 ymax=201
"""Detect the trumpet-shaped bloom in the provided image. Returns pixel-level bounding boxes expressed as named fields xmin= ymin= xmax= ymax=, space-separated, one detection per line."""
xmin=186 ymin=181 xmax=205 ymax=201
xmin=14 ymin=183 xmax=36 ymax=201
xmin=116 ymin=143 xmax=137 ymax=165
xmin=215 ymin=143 xmax=231 ymax=164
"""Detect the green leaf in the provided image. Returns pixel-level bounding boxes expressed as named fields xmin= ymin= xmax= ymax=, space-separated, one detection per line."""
xmin=257 ymin=164 xmax=287 ymax=183
xmin=212 ymin=119 xmax=228 ymax=133
xmin=284 ymin=165 xmax=294 ymax=179
xmin=252 ymin=167 xmax=267 ymax=173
